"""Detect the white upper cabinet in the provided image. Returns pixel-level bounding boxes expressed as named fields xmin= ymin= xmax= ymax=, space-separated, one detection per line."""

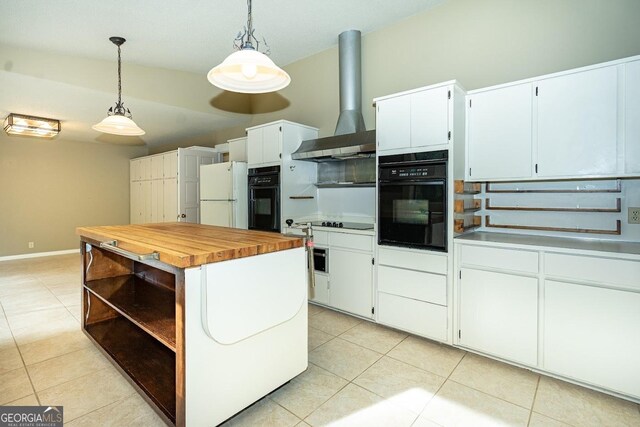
xmin=467 ymin=83 xmax=533 ymax=180
xmin=625 ymin=60 xmax=640 ymax=174
xmin=536 ymin=66 xmax=618 ymax=178
xmin=411 ymin=85 xmax=450 ymax=148
xmin=163 ymin=152 xmax=178 ymax=178
xmin=377 ymin=95 xmax=410 ymax=151
xmin=228 ymin=137 xmax=248 ymax=162
xmin=247 ymin=128 xmax=263 ymax=166
xmin=247 ymin=124 xmax=282 ymax=167
xmin=151 ymin=155 xmax=164 ymax=180
xmin=130 ymin=159 xmax=141 ymax=182
xmin=376 ymin=83 xmax=455 ymax=152
xmin=465 ymin=56 xmax=640 ymax=181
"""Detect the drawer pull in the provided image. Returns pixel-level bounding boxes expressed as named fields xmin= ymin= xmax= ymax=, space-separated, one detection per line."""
xmin=99 ymin=240 xmax=159 ymax=261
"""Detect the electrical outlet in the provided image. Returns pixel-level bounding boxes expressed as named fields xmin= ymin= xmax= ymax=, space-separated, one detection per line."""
xmin=28 ymin=242 xmax=35 ymax=249
xmin=629 ymin=207 xmax=640 ymax=224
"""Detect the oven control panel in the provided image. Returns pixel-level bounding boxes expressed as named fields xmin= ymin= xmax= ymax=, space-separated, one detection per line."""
xmin=379 ymin=163 xmax=446 ymax=181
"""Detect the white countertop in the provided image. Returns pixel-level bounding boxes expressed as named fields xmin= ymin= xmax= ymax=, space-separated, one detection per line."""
xmin=455 ymin=232 xmax=640 ymax=257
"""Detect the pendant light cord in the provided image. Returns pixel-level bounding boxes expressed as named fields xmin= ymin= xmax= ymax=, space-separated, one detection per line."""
xmin=246 ymin=0 xmax=253 ymax=38
xmin=117 ymin=44 xmax=122 ymax=107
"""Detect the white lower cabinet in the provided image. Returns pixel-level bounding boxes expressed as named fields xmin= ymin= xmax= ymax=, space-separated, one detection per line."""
xmin=376 ymin=246 xmax=449 ymax=343
xmin=544 ymin=280 xmax=640 ymax=397
xmin=329 ymin=248 xmax=373 ymax=318
xmin=378 ymin=292 xmax=447 ymax=341
xmin=455 ymin=238 xmax=640 ymax=401
xmin=458 ymin=268 xmax=538 ymax=366
xmin=311 ymin=273 xmax=329 ymax=306
xmin=310 ymin=232 xmax=374 ymax=319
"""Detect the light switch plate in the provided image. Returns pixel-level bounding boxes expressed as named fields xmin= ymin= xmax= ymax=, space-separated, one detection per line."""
xmin=629 ymin=207 xmax=640 ymax=224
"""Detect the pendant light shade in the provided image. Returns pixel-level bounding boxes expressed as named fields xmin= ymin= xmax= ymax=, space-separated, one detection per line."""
xmin=93 ymin=36 xmax=145 ymax=136
xmin=208 ymin=48 xmax=290 ymax=94
xmin=208 ymin=0 xmax=290 ymax=94
xmin=92 ymin=114 xmax=145 ymax=136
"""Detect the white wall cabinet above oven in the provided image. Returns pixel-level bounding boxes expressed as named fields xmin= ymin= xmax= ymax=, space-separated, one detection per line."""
xmin=466 ymin=55 xmax=640 ymax=181
xmin=374 ymin=81 xmax=464 ymax=154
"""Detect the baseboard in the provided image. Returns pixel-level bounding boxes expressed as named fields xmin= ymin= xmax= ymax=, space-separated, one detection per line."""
xmin=0 ymin=249 xmax=79 ymax=262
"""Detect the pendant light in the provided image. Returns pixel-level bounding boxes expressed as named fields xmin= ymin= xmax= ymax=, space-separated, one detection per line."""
xmin=207 ymin=0 xmax=290 ymax=94
xmin=92 ymin=37 xmax=145 ymax=136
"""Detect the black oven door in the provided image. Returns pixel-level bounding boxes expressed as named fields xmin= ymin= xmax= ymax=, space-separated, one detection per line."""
xmin=249 ymin=186 xmax=280 ymax=232
xmin=378 ymin=180 xmax=447 ymax=251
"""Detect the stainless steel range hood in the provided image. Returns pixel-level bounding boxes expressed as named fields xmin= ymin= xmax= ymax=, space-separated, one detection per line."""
xmin=292 ymin=30 xmax=374 ymax=162
xmin=291 ymin=130 xmax=375 ymax=162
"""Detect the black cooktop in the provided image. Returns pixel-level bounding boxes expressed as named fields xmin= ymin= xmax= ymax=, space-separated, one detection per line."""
xmin=311 ymin=221 xmax=374 ymax=230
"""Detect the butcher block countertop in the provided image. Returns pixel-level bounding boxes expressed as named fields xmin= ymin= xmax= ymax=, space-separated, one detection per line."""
xmin=76 ymin=223 xmax=304 ymax=268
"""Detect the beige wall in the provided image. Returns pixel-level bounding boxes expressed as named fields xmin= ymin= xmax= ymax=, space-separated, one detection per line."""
xmin=0 ymin=136 xmax=147 ymax=256
xmin=211 ymin=0 xmax=640 ymax=142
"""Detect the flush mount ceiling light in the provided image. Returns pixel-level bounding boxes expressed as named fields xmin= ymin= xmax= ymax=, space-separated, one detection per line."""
xmin=3 ymin=113 xmax=61 ymax=138
xmin=92 ymin=37 xmax=145 ymax=136
xmin=207 ymin=0 xmax=290 ymax=94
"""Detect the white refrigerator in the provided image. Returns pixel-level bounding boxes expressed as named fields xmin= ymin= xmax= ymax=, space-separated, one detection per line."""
xmin=200 ymin=162 xmax=248 ymax=229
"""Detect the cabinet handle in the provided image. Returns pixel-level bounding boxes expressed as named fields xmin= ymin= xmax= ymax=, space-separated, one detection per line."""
xmin=99 ymin=240 xmax=159 ymax=261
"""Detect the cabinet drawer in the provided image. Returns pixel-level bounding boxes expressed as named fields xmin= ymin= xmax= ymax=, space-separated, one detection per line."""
xmin=378 ymin=266 xmax=446 ymax=305
xmin=545 ymin=253 xmax=640 ymax=291
xmin=460 ymin=244 xmax=538 ymax=274
xmin=378 ymin=247 xmax=447 ymax=275
xmin=378 ymin=292 xmax=447 ymax=342
xmin=329 ymin=233 xmax=372 ymax=252
xmin=313 ymin=231 xmax=328 ymax=246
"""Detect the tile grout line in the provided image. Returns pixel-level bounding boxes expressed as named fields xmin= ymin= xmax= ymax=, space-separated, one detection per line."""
xmin=416 ymin=350 xmax=468 ymax=423
xmin=0 ymin=300 xmax=41 ymax=406
xmin=526 ymin=376 xmax=541 ymax=426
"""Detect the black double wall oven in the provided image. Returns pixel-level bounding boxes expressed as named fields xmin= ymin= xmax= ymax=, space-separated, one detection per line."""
xmin=248 ymin=166 xmax=281 ymax=233
xmin=378 ymin=150 xmax=448 ymax=252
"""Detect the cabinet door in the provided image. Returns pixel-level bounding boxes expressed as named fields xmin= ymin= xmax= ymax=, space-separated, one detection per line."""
xmin=311 ymin=274 xmax=329 ymax=305
xmin=329 ymin=248 xmax=373 ymax=318
xmin=377 ymin=96 xmax=411 ymax=151
xmin=467 ymin=83 xmax=533 ymax=180
xmin=411 ymin=86 xmax=449 ymax=148
xmin=151 ymin=156 xmax=164 ymax=180
xmin=163 ymin=178 xmax=178 ymax=222
xmin=536 ymin=66 xmax=618 ymax=177
xmin=262 ymin=124 xmax=282 ymax=164
xmin=459 ymin=268 xmax=538 ymax=366
xmin=247 ymin=128 xmax=263 ymax=167
xmin=229 ymin=137 xmax=248 ymax=162
xmin=130 ymin=160 xmax=141 ymax=182
xmin=163 ymin=152 xmax=178 ymax=179
xmin=544 ymin=280 xmax=640 ymax=397
xmin=130 ymin=181 xmax=141 ymax=224
xmin=625 ymin=60 xmax=640 ymax=174
xmin=141 ymin=180 xmax=152 ymax=223
xmin=151 ymin=180 xmax=163 ymax=222
xmin=139 ymin=157 xmax=152 ymax=181
xmin=178 ymin=152 xmax=201 ymax=223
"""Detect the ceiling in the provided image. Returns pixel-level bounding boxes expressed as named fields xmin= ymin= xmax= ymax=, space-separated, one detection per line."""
xmin=0 ymin=0 xmax=444 ymax=147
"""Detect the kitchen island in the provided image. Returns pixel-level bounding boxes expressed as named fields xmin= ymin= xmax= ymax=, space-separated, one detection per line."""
xmin=76 ymin=223 xmax=307 ymax=426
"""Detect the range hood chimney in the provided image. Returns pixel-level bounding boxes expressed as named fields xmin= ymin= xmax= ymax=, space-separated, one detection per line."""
xmin=335 ymin=30 xmax=366 ymax=135
xmin=292 ymin=30 xmax=374 ymax=162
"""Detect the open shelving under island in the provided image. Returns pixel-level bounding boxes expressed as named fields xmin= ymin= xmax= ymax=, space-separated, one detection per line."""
xmin=76 ymin=223 xmax=308 ymax=427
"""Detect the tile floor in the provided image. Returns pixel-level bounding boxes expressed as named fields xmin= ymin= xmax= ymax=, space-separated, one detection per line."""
xmin=1 ymin=254 xmax=639 ymax=426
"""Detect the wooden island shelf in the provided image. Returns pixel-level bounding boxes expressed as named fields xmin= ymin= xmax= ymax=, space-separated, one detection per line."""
xmin=77 ymin=223 xmax=307 ymax=426
xmin=85 ymin=275 xmax=176 ymax=350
